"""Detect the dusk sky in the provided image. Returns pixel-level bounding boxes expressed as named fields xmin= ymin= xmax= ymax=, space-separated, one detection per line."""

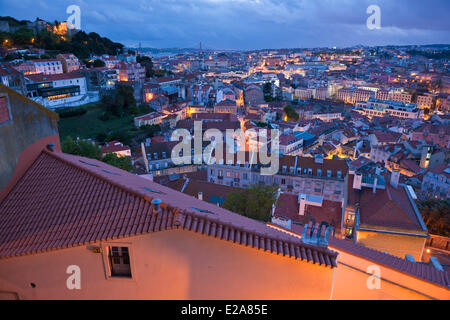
xmin=1 ymin=0 xmax=450 ymax=50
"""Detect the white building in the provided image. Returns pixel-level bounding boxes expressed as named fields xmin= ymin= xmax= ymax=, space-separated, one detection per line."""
xmin=25 ymin=72 xmax=97 ymax=109
xmin=355 ymin=98 xmax=423 ymax=119
xmin=30 ymin=59 xmax=63 ymax=75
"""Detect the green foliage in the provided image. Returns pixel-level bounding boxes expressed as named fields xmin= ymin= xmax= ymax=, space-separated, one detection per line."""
xmin=102 ymin=152 xmax=134 ymax=172
xmin=0 ymin=24 xmax=124 ymax=59
xmin=136 ymin=55 xmax=154 ymax=78
xmin=223 ymin=185 xmax=278 ymax=222
xmin=57 ymin=107 xmax=87 ymax=118
xmin=417 ymin=199 xmax=450 ymax=237
xmin=140 ymin=124 xmax=161 ymax=137
xmin=101 ymin=85 xmax=136 ymax=117
xmin=263 ymin=82 xmax=273 ymax=102
xmin=153 ymin=68 xmax=173 ymax=78
xmin=61 ymin=136 xmax=102 ymax=160
xmin=283 ymin=105 xmax=299 ymax=121
xmin=94 ymin=59 xmax=105 ymax=67
xmin=83 ymin=59 xmax=107 ymax=68
xmin=11 ymin=27 xmax=35 ymax=45
xmin=107 ymin=129 xmax=133 ymax=146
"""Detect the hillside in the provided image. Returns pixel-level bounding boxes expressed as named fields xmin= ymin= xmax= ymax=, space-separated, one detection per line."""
xmin=0 ymin=16 xmax=124 ymax=59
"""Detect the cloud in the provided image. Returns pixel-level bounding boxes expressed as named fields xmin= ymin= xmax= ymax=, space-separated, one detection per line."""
xmin=0 ymin=0 xmax=448 ymax=49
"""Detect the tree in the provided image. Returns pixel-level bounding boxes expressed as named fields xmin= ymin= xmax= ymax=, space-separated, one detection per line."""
xmin=417 ymin=199 xmax=450 ymax=237
xmin=61 ymin=136 xmax=102 ymax=160
xmin=101 ymin=85 xmax=136 ymax=117
xmin=263 ymin=82 xmax=273 ymax=102
xmin=224 ymin=185 xmax=278 ymax=222
xmin=93 ymin=59 xmax=106 ymax=68
xmin=102 ymin=153 xmax=134 ymax=172
xmin=136 ymin=55 xmax=154 ymax=78
xmin=11 ymin=27 xmax=34 ymax=45
xmin=283 ymin=105 xmax=299 ymax=121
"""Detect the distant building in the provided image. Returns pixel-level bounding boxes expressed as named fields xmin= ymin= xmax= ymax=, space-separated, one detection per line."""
xmin=56 ymin=53 xmax=80 ymax=73
xmin=134 ymin=112 xmax=166 ymax=127
xmin=101 ymin=141 xmax=131 ymax=158
xmin=25 ymin=72 xmax=91 ymax=109
xmin=214 ymin=99 xmax=237 ymax=114
xmin=29 ymin=59 xmax=63 ymax=75
xmin=420 ymin=164 xmax=450 ymax=200
xmin=355 ymin=98 xmax=423 ymax=119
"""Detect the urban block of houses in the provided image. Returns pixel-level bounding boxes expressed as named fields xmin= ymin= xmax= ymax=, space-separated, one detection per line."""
xmin=101 ymin=141 xmax=131 ymax=158
xmin=134 ymin=112 xmax=167 ymax=127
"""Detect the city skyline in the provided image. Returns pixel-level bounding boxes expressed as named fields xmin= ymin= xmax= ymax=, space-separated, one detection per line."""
xmin=1 ymin=0 xmax=450 ymax=50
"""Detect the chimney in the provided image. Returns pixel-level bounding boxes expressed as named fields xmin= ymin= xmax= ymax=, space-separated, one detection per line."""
xmin=198 ymin=192 xmax=203 ymax=201
xmin=318 ymin=222 xmax=334 ymax=247
xmin=430 ymin=256 xmax=444 ymax=271
xmin=299 ymin=194 xmax=306 ymax=216
xmin=314 ymin=154 xmax=324 ymax=164
xmin=375 ymin=166 xmax=381 ymax=175
xmin=390 ymin=169 xmax=400 ymax=188
xmin=353 ymin=173 xmax=362 ymax=190
xmin=151 ymin=198 xmax=162 ymax=212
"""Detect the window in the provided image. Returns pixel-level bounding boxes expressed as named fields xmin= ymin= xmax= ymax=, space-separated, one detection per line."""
xmin=108 ymin=246 xmax=131 ymax=278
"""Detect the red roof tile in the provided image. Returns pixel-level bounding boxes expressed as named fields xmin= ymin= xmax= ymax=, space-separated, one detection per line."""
xmin=0 ymin=150 xmax=337 ymax=268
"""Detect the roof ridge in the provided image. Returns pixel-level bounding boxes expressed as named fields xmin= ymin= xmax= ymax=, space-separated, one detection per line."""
xmin=329 ymin=237 xmax=449 ymax=288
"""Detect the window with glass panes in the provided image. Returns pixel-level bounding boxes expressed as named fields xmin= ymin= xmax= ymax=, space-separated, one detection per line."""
xmin=108 ymin=246 xmax=132 ymax=278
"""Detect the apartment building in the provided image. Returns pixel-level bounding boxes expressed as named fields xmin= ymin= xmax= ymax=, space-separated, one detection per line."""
xmin=208 ymin=154 xmax=348 ymax=202
xmin=117 ymin=61 xmax=146 ymax=82
xmin=416 ymin=95 xmax=434 ymax=109
xmin=392 ymin=91 xmax=412 ymax=104
xmin=25 ymin=72 xmax=89 ymax=109
xmin=352 ymin=89 xmax=374 ymax=103
xmin=294 ymin=87 xmax=313 ymax=100
xmin=56 ymin=53 xmax=80 ymax=73
xmin=420 ymin=164 xmax=450 ymax=200
xmin=355 ymin=98 xmax=423 ymax=119
xmin=30 ymin=59 xmax=63 ymax=75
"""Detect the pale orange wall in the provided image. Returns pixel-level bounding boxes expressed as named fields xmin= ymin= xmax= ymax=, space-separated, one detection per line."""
xmin=330 ymin=246 xmax=450 ymax=300
xmin=357 ymin=231 xmax=426 ymax=261
xmin=0 ymin=230 xmax=334 ymax=300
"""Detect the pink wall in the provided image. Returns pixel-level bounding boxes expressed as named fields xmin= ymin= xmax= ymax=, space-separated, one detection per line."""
xmin=0 ymin=230 xmax=334 ymax=300
xmin=1 ymin=230 xmax=448 ymax=300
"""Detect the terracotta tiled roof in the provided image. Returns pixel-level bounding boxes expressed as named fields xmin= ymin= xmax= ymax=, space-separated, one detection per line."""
xmin=274 ymin=194 xmax=342 ymax=234
xmin=26 ymin=72 xmax=84 ymax=82
xmin=0 ymin=151 xmax=337 ymax=268
xmin=347 ymin=174 xmax=426 ymax=232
